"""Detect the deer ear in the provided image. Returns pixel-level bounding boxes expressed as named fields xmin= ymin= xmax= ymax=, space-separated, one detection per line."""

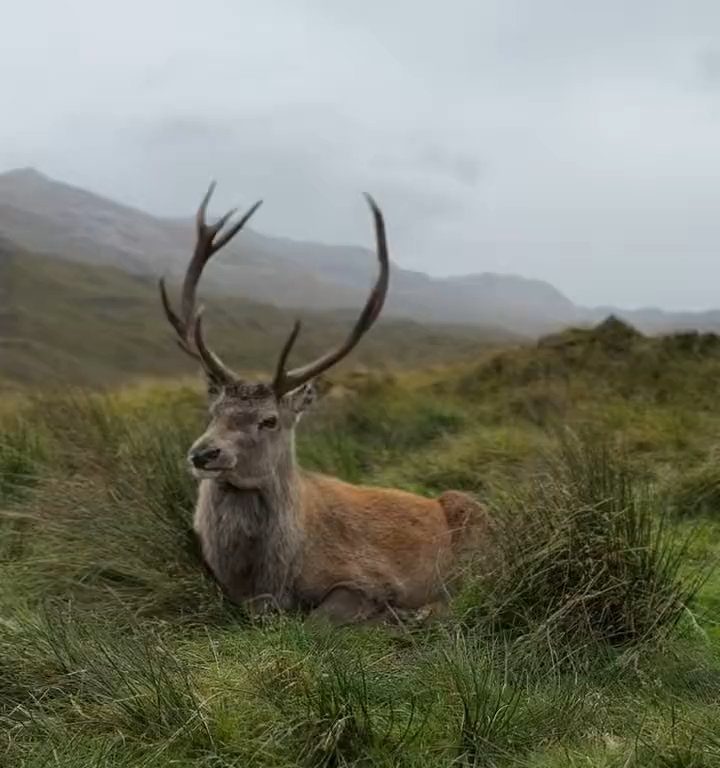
xmin=286 ymin=382 xmax=317 ymax=415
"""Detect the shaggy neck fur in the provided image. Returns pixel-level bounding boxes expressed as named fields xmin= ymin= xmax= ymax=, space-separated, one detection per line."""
xmin=193 ymin=442 xmax=303 ymax=609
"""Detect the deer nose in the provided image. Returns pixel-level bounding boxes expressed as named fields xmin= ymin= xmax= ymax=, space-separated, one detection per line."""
xmin=190 ymin=447 xmax=221 ymax=469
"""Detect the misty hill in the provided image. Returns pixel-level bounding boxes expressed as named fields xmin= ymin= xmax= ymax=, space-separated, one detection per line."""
xmin=1 ymin=167 xmax=719 ymax=337
xmin=0 ymin=238 xmax=509 ymax=388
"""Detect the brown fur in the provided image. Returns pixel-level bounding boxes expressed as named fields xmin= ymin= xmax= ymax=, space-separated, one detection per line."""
xmin=298 ymin=474 xmax=491 ymax=609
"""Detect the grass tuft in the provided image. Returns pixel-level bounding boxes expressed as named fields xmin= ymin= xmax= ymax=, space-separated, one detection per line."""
xmin=458 ymin=431 xmax=706 ymax=652
xmin=0 ymin=416 xmax=45 ymax=504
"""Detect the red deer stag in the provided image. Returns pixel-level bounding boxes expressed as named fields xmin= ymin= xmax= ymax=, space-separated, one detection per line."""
xmin=159 ymin=183 xmax=489 ymax=624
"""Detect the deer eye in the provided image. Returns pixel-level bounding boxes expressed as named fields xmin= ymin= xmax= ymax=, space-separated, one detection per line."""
xmin=259 ymin=415 xmax=279 ymax=430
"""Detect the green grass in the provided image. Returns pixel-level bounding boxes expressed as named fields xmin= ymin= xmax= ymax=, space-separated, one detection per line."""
xmin=458 ymin=432 xmax=705 ymax=652
xmin=2 ymin=321 xmax=720 ymax=766
xmin=0 ymin=416 xmax=44 ymax=503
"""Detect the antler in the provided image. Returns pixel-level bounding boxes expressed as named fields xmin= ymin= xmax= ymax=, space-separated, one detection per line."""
xmin=272 ymin=194 xmax=390 ymax=397
xmin=159 ymin=182 xmax=262 ymax=383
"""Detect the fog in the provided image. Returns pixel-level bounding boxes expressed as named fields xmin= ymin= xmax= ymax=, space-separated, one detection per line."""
xmin=3 ymin=0 xmax=720 ymax=309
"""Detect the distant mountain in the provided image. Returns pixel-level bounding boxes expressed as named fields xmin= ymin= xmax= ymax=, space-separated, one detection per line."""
xmin=1 ymin=167 xmax=719 ymax=337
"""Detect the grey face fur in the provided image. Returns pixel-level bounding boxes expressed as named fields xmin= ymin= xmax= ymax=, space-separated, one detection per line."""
xmin=188 ymin=381 xmax=316 ymax=488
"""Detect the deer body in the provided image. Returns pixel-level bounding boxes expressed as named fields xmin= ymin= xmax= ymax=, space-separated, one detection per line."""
xmin=160 ymin=183 xmax=488 ymax=624
xmin=195 ymin=468 xmax=480 ymax=620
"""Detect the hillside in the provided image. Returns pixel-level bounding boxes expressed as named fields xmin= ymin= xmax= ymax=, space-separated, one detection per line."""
xmin=1 ymin=324 xmax=719 ymax=765
xmin=0 ymin=167 xmax=594 ymax=336
xmin=0 ymin=238 xmax=512 ymax=388
xmin=4 ymin=167 xmax=720 ymax=338
xmin=456 ymin=315 xmax=720 ymax=421
xmin=0 ymin=167 xmax=585 ymax=335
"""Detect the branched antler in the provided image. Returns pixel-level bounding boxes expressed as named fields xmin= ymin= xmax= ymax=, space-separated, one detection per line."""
xmin=271 ymin=194 xmax=389 ymax=397
xmin=160 ymin=186 xmax=389 ymax=393
xmin=158 ymin=182 xmax=262 ymax=383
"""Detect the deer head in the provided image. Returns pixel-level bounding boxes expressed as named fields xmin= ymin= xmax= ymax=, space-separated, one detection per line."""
xmin=159 ymin=183 xmax=389 ymax=489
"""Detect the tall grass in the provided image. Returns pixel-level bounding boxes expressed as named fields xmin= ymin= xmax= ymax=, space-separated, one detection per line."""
xmin=0 ymin=391 xmax=235 ymax=623
xmin=457 ymin=431 xmax=706 ymax=654
xmin=669 ymin=451 xmax=720 ymax=518
xmin=1 ymin=367 xmax=719 ymax=766
xmin=0 ymin=416 xmax=45 ymax=504
xmin=298 ymin=378 xmax=464 ymax=483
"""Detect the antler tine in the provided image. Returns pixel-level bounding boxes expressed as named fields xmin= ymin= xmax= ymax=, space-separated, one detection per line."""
xmin=159 ymin=182 xmax=263 ymax=381
xmin=196 ymin=181 xmax=216 ymax=231
xmin=159 ymin=276 xmax=202 ymax=362
xmin=272 ymin=194 xmax=390 ymax=397
xmin=273 ymin=320 xmax=302 ymax=390
xmin=214 ymin=201 xmax=264 ymax=253
xmin=192 ymin=309 xmax=239 ymax=384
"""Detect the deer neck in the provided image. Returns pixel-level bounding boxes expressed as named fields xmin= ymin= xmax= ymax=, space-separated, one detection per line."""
xmin=194 ymin=447 xmax=304 ymax=608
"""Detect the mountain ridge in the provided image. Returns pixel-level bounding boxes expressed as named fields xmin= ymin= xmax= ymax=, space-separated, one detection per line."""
xmin=1 ymin=167 xmax=717 ymax=337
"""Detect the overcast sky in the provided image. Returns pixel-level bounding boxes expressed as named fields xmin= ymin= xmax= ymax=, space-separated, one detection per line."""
xmin=3 ymin=1 xmax=720 ymax=309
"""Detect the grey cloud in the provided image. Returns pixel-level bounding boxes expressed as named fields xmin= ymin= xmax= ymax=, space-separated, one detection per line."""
xmin=421 ymin=149 xmax=483 ymax=188
xmin=697 ymin=48 xmax=720 ymax=86
xmin=376 ymin=146 xmax=484 ymax=189
xmin=3 ymin=0 xmax=720 ymax=309
xmin=135 ymin=113 xmax=466 ymax=263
